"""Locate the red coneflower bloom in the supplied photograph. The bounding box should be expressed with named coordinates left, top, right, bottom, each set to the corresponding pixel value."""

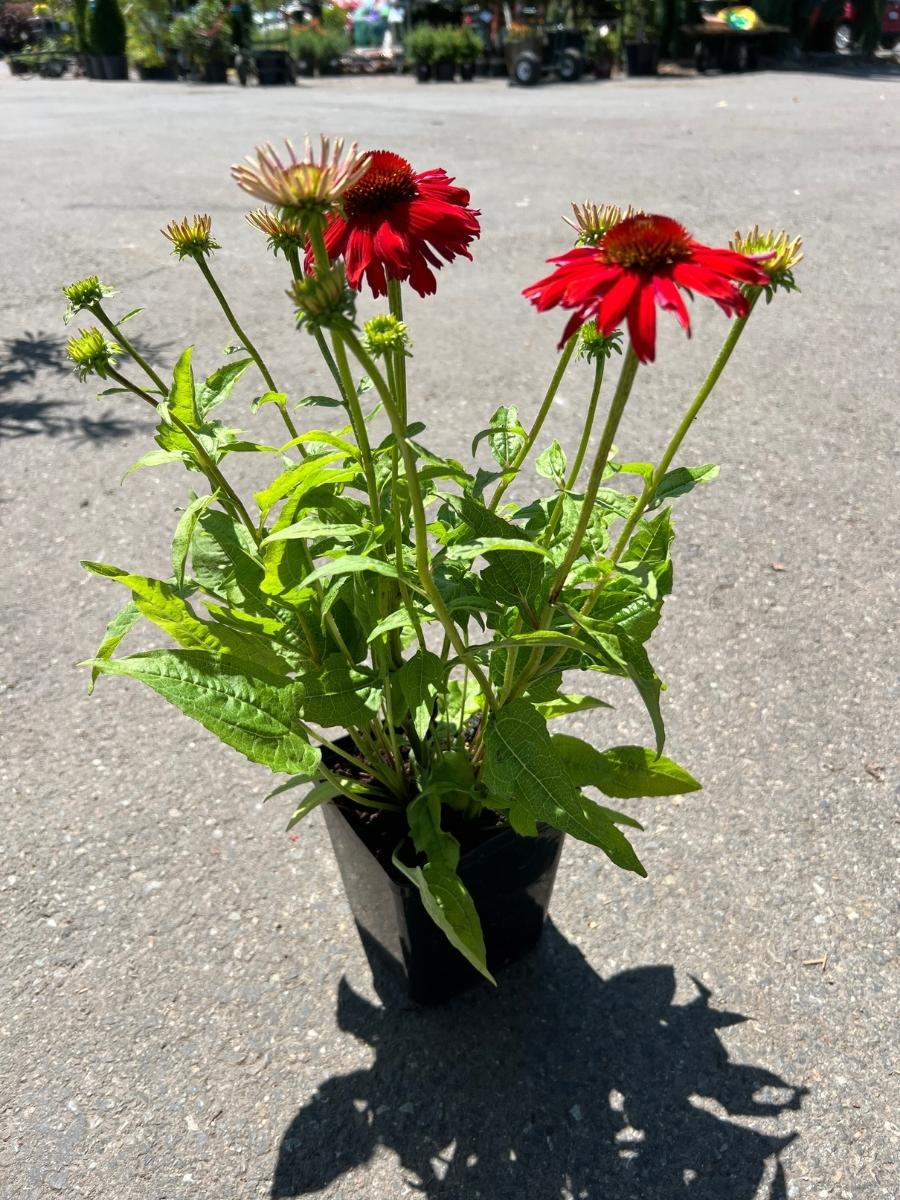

left=524, top=213, right=771, bottom=363
left=318, top=150, right=481, bottom=299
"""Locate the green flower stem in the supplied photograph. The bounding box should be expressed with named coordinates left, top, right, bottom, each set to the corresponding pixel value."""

left=540, top=353, right=607, bottom=551
left=105, top=366, right=259, bottom=544
left=584, top=292, right=761, bottom=617
left=91, top=304, right=167, bottom=394
left=387, top=279, right=408, bottom=423
left=331, top=335, right=381, bottom=524
left=307, top=732, right=402, bottom=806
left=489, top=334, right=578, bottom=512
left=341, top=330, right=499, bottom=712
left=499, top=346, right=639, bottom=708
left=547, top=345, right=639, bottom=604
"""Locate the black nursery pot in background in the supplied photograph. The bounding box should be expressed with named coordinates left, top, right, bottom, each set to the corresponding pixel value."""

left=625, top=40, right=659, bottom=75
left=323, top=801, right=566, bottom=1006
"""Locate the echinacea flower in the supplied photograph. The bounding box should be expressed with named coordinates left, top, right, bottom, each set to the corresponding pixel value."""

left=66, top=327, right=120, bottom=380
left=731, top=226, right=803, bottom=299
left=318, top=150, right=481, bottom=299
left=231, top=137, right=369, bottom=228
left=62, top=275, right=114, bottom=324
left=163, top=215, right=220, bottom=260
left=524, top=212, right=772, bottom=362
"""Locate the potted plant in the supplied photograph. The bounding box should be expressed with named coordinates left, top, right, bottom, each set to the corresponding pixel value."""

left=623, top=0, right=660, bottom=75
left=127, top=0, right=176, bottom=80
left=404, top=23, right=435, bottom=81
left=171, top=0, right=232, bottom=83
left=61, top=143, right=801, bottom=1005
left=290, top=24, right=320, bottom=76
left=586, top=23, right=618, bottom=78
left=457, top=24, right=481, bottom=80
left=88, top=0, right=128, bottom=78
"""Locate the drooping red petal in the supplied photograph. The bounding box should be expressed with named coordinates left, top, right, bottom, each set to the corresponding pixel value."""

left=373, top=219, right=410, bottom=276
left=653, top=273, right=691, bottom=333
left=344, top=225, right=375, bottom=290
left=595, top=269, right=640, bottom=337
left=626, top=281, right=658, bottom=363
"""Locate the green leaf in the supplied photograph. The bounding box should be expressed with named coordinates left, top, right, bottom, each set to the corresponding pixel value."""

left=81, top=561, right=291, bottom=673
left=482, top=700, right=646, bottom=875
left=84, top=650, right=320, bottom=775
left=168, top=346, right=198, bottom=427
left=618, top=509, right=674, bottom=601
left=171, top=493, right=216, bottom=591
left=294, top=393, right=342, bottom=410
left=535, top=440, right=567, bottom=486
left=254, top=453, right=354, bottom=519
left=297, top=554, right=405, bottom=591
left=251, top=390, right=288, bottom=413
left=394, top=793, right=494, bottom=983
left=551, top=738, right=701, bottom=798
left=471, top=405, right=526, bottom=470
left=122, top=448, right=187, bottom=480
left=651, top=463, right=719, bottom=506
left=396, top=649, right=444, bottom=740
left=286, top=781, right=340, bottom=830
left=262, top=517, right=366, bottom=545
left=192, top=510, right=266, bottom=608
left=87, top=600, right=142, bottom=694
left=197, top=358, right=253, bottom=417
left=294, top=655, right=381, bottom=727
left=535, top=693, right=612, bottom=720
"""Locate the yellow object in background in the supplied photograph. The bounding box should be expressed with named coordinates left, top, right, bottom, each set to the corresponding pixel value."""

left=716, top=6, right=761, bottom=29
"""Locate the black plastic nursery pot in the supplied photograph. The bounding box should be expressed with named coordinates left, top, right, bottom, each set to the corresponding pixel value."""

left=323, top=799, right=566, bottom=1006
left=201, top=59, right=228, bottom=83
left=255, top=49, right=294, bottom=85
left=434, top=57, right=455, bottom=81
left=460, top=60, right=475, bottom=80
left=415, top=62, right=431, bottom=81
left=625, top=40, right=659, bottom=75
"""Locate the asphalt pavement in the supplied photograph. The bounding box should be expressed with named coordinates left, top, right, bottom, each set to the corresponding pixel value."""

left=1, top=67, right=898, bottom=1199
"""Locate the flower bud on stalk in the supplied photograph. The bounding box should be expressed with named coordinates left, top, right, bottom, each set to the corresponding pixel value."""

left=289, top=263, right=356, bottom=334
left=730, top=227, right=803, bottom=301
left=245, top=209, right=308, bottom=259
left=65, top=327, right=120, bottom=381
left=162, top=214, right=220, bottom=261
left=62, top=275, right=115, bottom=324
left=363, top=313, right=410, bottom=359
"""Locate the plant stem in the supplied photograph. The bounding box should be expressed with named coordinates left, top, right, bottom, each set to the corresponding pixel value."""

left=106, top=366, right=259, bottom=543
left=489, top=335, right=577, bottom=511
left=92, top=304, right=167, bottom=394
left=341, top=331, right=499, bottom=711
left=331, top=335, right=381, bottom=523
left=584, top=292, right=760, bottom=616
left=387, top=279, right=408, bottom=423
left=194, top=255, right=277, bottom=391
left=286, top=246, right=347, bottom=405
left=540, top=353, right=607, bottom=551
left=547, top=345, right=639, bottom=604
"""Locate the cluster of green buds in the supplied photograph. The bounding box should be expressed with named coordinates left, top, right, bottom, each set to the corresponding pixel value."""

left=731, top=226, right=804, bottom=301
left=62, top=275, right=115, bottom=324
left=289, top=262, right=356, bottom=334
left=65, top=327, right=120, bottom=381
left=363, top=313, right=410, bottom=360
left=162, top=214, right=220, bottom=261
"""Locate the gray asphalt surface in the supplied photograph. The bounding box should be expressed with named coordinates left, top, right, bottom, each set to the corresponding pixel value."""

left=2, top=68, right=898, bottom=1200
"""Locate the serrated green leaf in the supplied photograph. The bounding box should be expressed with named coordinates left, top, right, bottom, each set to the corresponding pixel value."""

left=294, top=655, right=381, bottom=727
left=87, top=600, right=142, bottom=694
left=254, top=453, right=353, bottom=519
left=297, top=554, right=405, bottom=592
left=294, top=394, right=342, bottom=410
left=122, top=448, right=187, bottom=480
left=396, top=649, right=444, bottom=739
left=394, top=793, right=494, bottom=983
left=471, top=405, right=525, bottom=470
left=84, top=650, right=319, bottom=775
left=482, top=700, right=645, bottom=875
left=192, top=510, right=266, bottom=608
left=535, top=440, right=567, bottom=485
left=171, top=494, right=216, bottom=590
left=552, top=738, right=700, bottom=798
left=196, top=358, right=252, bottom=417
left=169, top=346, right=198, bottom=427
left=262, top=517, right=365, bottom=546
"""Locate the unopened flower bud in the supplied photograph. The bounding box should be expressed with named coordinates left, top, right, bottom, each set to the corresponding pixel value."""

left=579, top=321, right=623, bottom=362
left=567, top=202, right=641, bottom=247
left=66, top=327, right=120, bottom=380
left=246, top=208, right=307, bottom=257
left=62, top=275, right=114, bottom=324
left=162, top=214, right=220, bottom=260
left=730, top=226, right=803, bottom=299
left=363, top=313, right=410, bottom=358
left=289, top=263, right=355, bottom=333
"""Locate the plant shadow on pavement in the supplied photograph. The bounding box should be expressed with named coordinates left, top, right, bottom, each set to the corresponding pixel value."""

left=272, top=922, right=807, bottom=1200
left=0, top=331, right=157, bottom=443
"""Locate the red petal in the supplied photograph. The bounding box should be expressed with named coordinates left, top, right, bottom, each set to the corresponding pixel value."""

left=344, top=226, right=374, bottom=290
left=596, top=269, right=640, bottom=337
left=374, top=220, right=411, bottom=275
left=626, top=282, right=657, bottom=363
left=653, top=274, right=691, bottom=333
